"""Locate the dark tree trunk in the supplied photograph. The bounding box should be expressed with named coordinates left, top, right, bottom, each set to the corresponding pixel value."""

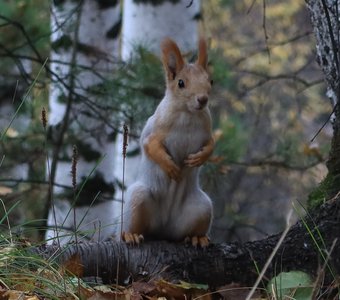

left=34, top=197, right=340, bottom=288
left=306, top=0, right=340, bottom=198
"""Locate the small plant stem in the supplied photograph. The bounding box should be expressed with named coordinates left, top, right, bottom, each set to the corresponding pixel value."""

left=71, top=144, right=78, bottom=245
left=116, top=124, right=129, bottom=289
left=72, top=5, right=82, bottom=294
left=71, top=144, right=81, bottom=297
left=120, top=124, right=129, bottom=240
left=41, top=105, right=61, bottom=246
left=45, top=126, right=61, bottom=248
left=311, top=238, right=338, bottom=299
left=0, top=198, right=13, bottom=244
left=294, top=200, right=338, bottom=280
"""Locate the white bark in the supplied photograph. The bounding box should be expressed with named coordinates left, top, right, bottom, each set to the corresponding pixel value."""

left=0, top=59, right=31, bottom=181
left=114, top=0, right=201, bottom=210
left=122, top=0, right=200, bottom=60
left=47, top=0, right=120, bottom=244
left=0, top=58, right=32, bottom=226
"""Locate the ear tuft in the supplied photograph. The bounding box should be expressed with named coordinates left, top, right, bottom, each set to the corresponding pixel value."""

left=161, top=38, right=185, bottom=81
left=196, top=38, right=208, bottom=70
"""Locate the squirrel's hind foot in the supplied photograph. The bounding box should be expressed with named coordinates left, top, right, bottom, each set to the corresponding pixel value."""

left=122, top=232, right=144, bottom=245
left=184, top=236, right=210, bottom=248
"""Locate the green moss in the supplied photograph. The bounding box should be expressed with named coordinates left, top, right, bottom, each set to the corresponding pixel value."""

left=307, top=173, right=334, bottom=209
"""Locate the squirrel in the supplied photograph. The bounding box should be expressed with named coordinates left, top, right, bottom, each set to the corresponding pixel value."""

left=122, top=38, right=214, bottom=247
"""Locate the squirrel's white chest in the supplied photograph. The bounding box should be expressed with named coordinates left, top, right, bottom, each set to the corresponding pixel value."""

left=164, top=114, right=209, bottom=164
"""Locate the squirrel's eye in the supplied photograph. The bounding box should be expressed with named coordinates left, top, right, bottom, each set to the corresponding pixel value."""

left=178, top=79, right=185, bottom=88
left=210, top=79, right=214, bottom=86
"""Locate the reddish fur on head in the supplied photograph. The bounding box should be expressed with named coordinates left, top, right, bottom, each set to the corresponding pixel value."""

left=161, top=38, right=211, bottom=113
left=161, top=38, right=185, bottom=81
left=161, top=38, right=209, bottom=82
left=196, top=38, right=208, bottom=70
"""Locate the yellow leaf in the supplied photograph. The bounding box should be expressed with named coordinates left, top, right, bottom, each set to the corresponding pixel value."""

left=4, top=290, right=25, bottom=300
left=213, top=129, right=223, bottom=142
left=0, top=186, right=13, bottom=196
left=0, top=245, right=16, bottom=267
left=303, top=143, right=323, bottom=161
left=60, top=253, right=84, bottom=277
left=6, top=128, right=19, bottom=138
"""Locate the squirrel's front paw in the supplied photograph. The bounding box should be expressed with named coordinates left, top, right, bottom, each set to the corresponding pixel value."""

left=161, top=159, right=181, bottom=181
left=185, top=151, right=207, bottom=167
left=122, top=232, right=144, bottom=245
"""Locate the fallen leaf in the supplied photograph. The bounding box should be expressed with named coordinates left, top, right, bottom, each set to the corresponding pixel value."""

left=2, top=290, right=39, bottom=300
left=61, top=253, right=84, bottom=277
left=132, top=281, right=157, bottom=295
left=303, top=143, right=323, bottom=161
left=6, top=128, right=19, bottom=138
left=213, top=129, right=223, bottom=142
left=155, top=280, right=211, bottom=300
left=0, top=186, right=13, bottom=196
left=267, top=271, right=313, bottom=300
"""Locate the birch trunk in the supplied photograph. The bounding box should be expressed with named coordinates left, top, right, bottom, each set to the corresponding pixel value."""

left=114, top=0, right=201, bottom=216
left=46, top=0, right=120, bottom=244
left=121, top=0, right=201, bottom=60
left=0, top=58, right=31, bottom=225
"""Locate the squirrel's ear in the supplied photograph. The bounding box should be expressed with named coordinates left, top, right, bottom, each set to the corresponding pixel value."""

left=196, top=38, right=208, bottom=70
left=161, top=38, right=185, bottom=81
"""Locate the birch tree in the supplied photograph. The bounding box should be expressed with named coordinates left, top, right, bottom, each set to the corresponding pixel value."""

left=0, top=59, right=31, bottom=226
left=121, top=0, right=201, bottom=60
left=114, top=0, right=202, bottom=211
left=0, top=1, right=49, bottom=228
left=46, top=0, right=120, bottom=244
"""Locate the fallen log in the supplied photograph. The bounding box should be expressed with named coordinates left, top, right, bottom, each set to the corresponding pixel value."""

left=34, top=198, right=340, bottom=288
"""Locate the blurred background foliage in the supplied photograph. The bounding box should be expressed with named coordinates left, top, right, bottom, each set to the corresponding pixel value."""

left=0, top=0, right=332, bottom=242
left=203, top=0, right=330, bottom=242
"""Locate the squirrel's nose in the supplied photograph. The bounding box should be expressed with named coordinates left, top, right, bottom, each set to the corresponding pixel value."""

left=197, top=95, right=208, bottom=107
